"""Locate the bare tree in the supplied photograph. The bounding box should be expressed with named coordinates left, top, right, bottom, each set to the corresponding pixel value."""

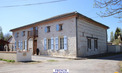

left=94, top=0, right=122, bottom=18
left=4, top=33, right=12, bottom=41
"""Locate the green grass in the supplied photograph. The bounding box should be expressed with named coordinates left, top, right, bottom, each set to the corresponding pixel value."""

left=47, top=60, right=58, bottom=62
left=0, top=58, right=15, bottom=63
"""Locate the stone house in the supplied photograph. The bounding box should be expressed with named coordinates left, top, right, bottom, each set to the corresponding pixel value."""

left=10, top=12, right=109, bottom=58
left=7, top=36, right=15, bottom=51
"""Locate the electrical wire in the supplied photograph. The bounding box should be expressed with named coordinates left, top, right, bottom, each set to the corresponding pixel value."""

left=0, top=0, right=67, bottom=8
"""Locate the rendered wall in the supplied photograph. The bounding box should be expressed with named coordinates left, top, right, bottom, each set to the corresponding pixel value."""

left=77, top=18, right=107, bottom=56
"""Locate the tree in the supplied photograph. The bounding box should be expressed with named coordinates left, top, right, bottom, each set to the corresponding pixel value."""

left=0, top=26, right=4, bottom=40
left=94, top=0, right=122, bottom=18
left=0, top=26, right=11, bottom=40
left=4, top=33, right=12, bottom=41
left=0, top=26, right=2, bottom=33
left=110, top=31, right=114, bottom=42
left=114, top=27, right=121, bottom=39
left=121, top=28, right=122, bottom=40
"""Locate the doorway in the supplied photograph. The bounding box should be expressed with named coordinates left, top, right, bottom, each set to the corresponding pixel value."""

left=33, top=40, right=37, bottom=55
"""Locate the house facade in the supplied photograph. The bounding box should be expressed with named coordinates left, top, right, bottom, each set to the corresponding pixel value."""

left=10, top=12, right=109, bottom=58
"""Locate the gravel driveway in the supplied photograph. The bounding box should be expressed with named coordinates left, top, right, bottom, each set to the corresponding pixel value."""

left=0, top=55, right=121, bottom=73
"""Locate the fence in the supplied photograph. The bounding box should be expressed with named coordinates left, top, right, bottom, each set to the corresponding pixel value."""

left=108, top=45, right=122, bottom=53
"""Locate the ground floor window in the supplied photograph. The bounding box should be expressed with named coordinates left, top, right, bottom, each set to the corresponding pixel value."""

left=87, top=38, right=91, bottom=49
left=87, top=37, right=98, bottom=51
left=60, top=37, right=64, bottom=49
left=48, top=39, right=51, bottom=49
left=94, top=39, right=98, bottom=49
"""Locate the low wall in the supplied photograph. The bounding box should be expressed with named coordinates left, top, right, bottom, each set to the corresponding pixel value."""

left=108, top=45, right=122, bottom=53
left=0, top=51, right=32, bottom=62
left=16, top=51, right=32, bottom=62
left=0, top=51, right=16, bottom=60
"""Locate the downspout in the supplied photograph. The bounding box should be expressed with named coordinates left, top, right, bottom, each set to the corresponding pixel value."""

left=106, top=29, right=108, bottom=53
left=76, top=14, right=78, bottom=57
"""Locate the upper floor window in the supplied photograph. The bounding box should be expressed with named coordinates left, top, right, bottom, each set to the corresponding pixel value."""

left=21, top=31, right=25, bottom=37
left=30, top=27, right=33, bottom=31
left=56, top=24, right=63, bottom=31
left=45, top=26, right=50, bottom=33
left=35, top=27, right=38, bottom=31
left=15, top=32, right=19, bottom=38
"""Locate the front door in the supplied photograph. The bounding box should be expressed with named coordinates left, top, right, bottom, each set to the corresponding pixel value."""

left=33, top=40, right=37, bottom=55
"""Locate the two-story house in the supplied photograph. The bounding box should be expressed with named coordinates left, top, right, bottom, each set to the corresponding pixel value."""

left=10, top=12, right=109, bottom=58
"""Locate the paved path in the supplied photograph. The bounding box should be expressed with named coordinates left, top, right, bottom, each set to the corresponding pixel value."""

left=0, top=55, right=121, bottom=73
left=32, top=55, right=68, bottom=61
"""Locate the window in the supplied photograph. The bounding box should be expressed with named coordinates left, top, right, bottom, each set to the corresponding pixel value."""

left=60, top=37, right=64, bottom=49
left=22, top=31, right=25, bottom=36
left=15, top=32, right=19, bottom=38
left=17, top=32, right=19, bottom=38
left=48, top=39, right=51, bottom=49
left=47, top=26, right=50, bottom=32
left=59, top=24, right=63, bottom=31
left=15, top=41, right=16, bottom=50
left=94, top=39, right=98, bottom=49
left=34, top=27, right=38, bottom=36
left=35, top=27, right=38, bottom=30
left=87, top=38, right=91, bottom=49
left=45, top=26, right=50, bottom=33
left=56, top=24, right=63, bottom=31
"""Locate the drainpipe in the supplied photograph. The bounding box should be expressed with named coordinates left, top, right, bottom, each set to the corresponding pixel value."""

left=76, top=14, right=78, bottom=57
left=106, top=29, right=108, bottom=53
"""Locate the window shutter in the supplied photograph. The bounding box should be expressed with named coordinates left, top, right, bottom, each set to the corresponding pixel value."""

left=21, top=41, right=23, bottom=50
left=45, top=27, right=47, bottom=33
left=44, top=38, right=47, bottom=50
left=64, top=36, right=68, bottom=50
left=55, top=37, right=58, bottom=50
left=20, top=41, right=21, bottom=49
left=18, top=41, right=20, bottom=49
left=25, top=40, right=27, bottom=50
left=20, top=41, right=21, bottom=50
left=51, top=37, right=54, bottom=50
left=15, top=41, right=16, bottom=49
left=56, top=24, right=59, bottom=31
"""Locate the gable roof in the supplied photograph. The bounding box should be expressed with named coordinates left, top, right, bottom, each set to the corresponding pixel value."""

left=10, top=11, right=109, bottom=31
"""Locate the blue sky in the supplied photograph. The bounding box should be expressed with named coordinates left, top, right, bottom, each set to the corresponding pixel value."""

left=0, top=0, right=121, bottom=41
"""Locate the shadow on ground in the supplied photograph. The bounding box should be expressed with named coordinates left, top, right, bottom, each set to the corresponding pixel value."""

left=84, top=52, right=122, bottom=61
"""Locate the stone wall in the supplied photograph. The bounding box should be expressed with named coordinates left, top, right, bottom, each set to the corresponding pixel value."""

left=0, top=51, right=32, bottom=62
left=12, top=17, right=77, bottom=58
left=37, top=17, right=77, bottom=58
left=0, top=51, right=16, bottom=60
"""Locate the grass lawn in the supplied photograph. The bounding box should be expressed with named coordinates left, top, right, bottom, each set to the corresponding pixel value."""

left=47, top=60, right=58, bottom=62
left=0, top=58, right=15, bottom=63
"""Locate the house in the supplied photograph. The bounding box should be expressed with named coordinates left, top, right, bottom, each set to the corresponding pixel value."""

left=10, top=12, right=109, bottom=58
left=0, top=39, right=9, bottom=51
left=7, top=36, right=15, bottom=51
